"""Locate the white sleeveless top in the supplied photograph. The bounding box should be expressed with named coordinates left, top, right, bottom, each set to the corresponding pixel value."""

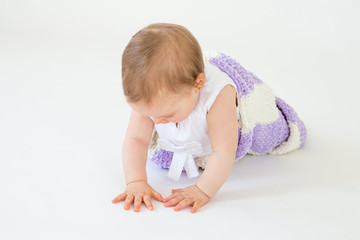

left=154, top=54, right=238, bottom=158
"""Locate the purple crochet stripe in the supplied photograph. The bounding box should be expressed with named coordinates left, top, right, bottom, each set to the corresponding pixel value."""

left=236, top=128, right=252, bottom=159
left=250, top=110, right=290, bottom=154
left=275, top=97, right=307, bottom=147
left=217, top=53, right=263, bottom=85
left=149, top=149, right=173, bottom=169
left=209, top=53, right=262, bottom=96
left=149, top=149, right=194, bottom=172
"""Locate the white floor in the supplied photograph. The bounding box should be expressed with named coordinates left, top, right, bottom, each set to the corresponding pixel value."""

left=1, top=1, right=359, bottom=239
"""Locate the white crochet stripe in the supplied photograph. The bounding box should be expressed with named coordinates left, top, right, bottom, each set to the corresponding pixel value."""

left=238, top=83, right=280, bottom=134
left=247, top=149, right=265, bottom=156
left=270, top=122, right=301, bottom=155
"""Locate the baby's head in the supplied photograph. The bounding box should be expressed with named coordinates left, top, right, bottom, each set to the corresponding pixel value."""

left=122, top=23, right=206, bottom=124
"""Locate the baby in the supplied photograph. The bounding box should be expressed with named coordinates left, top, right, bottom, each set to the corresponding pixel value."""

left=112, top=23, right=306, bottom=213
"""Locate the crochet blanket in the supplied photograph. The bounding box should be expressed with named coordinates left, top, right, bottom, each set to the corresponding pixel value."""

left=147, top=52, right=307, bottom=180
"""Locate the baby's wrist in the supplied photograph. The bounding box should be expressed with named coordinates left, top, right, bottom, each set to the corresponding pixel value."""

left=126, top=179, right=147, bottom=186
left=194, top=184, right=211, bottom=199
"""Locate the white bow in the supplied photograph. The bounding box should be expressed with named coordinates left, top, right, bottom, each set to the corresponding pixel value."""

left=158, top=139, right=203, bottom=181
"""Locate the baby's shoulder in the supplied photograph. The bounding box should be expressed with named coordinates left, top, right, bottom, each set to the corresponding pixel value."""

left=213, top=84, right=237, bottom=108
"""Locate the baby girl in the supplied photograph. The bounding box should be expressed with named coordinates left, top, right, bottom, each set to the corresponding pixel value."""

left=112, top=23, right=307, bottom=213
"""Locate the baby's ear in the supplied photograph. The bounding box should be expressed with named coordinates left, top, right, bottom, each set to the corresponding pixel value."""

left=194, top=73, right=206, bottom=90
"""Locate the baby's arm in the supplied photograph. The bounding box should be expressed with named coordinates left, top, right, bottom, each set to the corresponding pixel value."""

left=122, top=110, right=154, bottom=184
left=112, top=110, right=164, bottom=212
left=163, top=85, right=238, bottom=212
left=196, top=84, right=238, bottom=197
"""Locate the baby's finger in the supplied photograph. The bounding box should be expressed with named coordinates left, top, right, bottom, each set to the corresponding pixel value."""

left=112, top=193, right=127, bottom=203
left=191, top=201, right=202, bottom=213
left=152, top=190, right=164, bottom=202
left=174, top=198, right=193, bottom=211
left=164, top=192, right=181, bottom=202
left=124, top=194, right=134, bottom=210
left=143, top=195, right=153, bottom=211
left=133, top=195, right=143, bottom=212
left=164, top=195, right=184, bottom=207
left=172, top=188, right=183, bottom=193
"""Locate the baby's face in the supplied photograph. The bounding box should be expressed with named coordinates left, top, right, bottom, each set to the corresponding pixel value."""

left=129, top=87, right=199, bottom=125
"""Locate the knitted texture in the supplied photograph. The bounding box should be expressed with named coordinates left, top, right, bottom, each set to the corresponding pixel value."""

left=148, top=52, right=307, bottom=170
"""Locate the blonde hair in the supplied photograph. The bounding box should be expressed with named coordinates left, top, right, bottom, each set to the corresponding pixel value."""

left=121, top=23, right=204, bottom=106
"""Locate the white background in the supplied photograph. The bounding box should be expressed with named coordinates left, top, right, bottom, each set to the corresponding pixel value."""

left=1, top=0, right=360, bottom=239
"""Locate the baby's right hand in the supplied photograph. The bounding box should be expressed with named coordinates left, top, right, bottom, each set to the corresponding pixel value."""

left=112, top=180, right=164, bottom=212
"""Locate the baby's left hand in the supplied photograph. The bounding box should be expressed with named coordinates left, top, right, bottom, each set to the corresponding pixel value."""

left=164, top=185, right=210, bottom=213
